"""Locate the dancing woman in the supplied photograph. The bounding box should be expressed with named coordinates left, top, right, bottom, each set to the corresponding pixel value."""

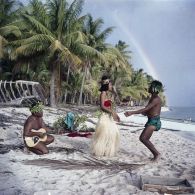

left=92, top=76, right=120, bottom=157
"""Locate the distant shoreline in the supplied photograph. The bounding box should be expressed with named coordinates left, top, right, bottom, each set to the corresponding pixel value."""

left=174, top=130, right=195, bottom=142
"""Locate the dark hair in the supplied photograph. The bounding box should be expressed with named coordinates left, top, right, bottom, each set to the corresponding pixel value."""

left=101, top=75, right=108, bottom=80
left=150, top=80, right=163, bottom=94
left=99, top=75, right=110, bottom=92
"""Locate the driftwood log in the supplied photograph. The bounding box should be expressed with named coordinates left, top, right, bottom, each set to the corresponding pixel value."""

left=141, top=176, right=194, bottom=194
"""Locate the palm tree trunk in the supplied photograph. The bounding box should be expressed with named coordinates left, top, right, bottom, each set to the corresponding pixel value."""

left=0, top=36, right=4, bottom=59
left=56, top=63, right=61, bottom=104
left=78, top=62, right=88, bottom=105
left=90, top=94, right=93, bottom=104
left=113, top=85, right=120, bottom=104
left=72, top=90, right=76, bottom=104
left=64, top=63, right=71, bottom=104
left=50, top=64, right=56, bottom=107
left=84, top=95, right=86, bottom=105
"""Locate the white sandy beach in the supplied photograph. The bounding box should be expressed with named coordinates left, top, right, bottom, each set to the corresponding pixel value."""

left=0, top=106, right=195, bottom=195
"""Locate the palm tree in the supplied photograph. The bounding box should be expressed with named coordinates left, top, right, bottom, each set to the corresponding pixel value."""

left=9, top=0, right=84, bottom=107
left=115, top=40, right=131, bottom=60
left=64, top=71, right=82, bottom=104
left=0, top=0, right=22, bottom=75
left=126, top=69, right=149, bottom=105
left=77, top=14, right=116, bottom=105
left=0, top=0, right=166, bottom=107
left=102, top=40, right=132, bottom=102
left=0, top=0, right=22, bottom=26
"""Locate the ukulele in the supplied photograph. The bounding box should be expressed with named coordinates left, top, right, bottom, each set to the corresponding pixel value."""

left=24, top=128, right=47, bottom=147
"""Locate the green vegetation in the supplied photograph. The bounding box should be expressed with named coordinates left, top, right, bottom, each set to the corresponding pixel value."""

left=53, top=113, right=88, bottom=132
left=0, top=0, right=166, bottom=107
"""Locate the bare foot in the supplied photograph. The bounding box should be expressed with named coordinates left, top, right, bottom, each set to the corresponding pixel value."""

left=151, top=153, right=161, bottom=162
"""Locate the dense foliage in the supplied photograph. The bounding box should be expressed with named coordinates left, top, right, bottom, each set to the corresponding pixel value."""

left=0, top=0, right=166, bottom=106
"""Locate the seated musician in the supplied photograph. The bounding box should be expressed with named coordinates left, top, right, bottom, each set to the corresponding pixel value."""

left=23, top=101, right=54, bottom=155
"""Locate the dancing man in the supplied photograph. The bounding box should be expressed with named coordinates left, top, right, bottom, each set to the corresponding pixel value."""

left=125, top=80, right=163, bottom=161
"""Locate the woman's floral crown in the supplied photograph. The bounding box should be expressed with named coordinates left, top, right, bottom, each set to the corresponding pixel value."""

left=102, top=79, right=110, bottom=84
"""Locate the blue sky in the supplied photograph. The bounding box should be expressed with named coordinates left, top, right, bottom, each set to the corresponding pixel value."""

left=83, top=0, right=195, bottom=107
left=21, top=0, right=195, bottom=107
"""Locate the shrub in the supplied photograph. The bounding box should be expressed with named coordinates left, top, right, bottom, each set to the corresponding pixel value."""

left=53, top=116, right=67, bottom=132
left=52, top=113, right=88, bottom=132
left=74, top=114, right=88, bottom=131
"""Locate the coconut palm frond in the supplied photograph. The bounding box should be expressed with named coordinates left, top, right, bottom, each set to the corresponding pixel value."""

left=75, top=15, right=88, bottom=27
left=91, top=18, right=104, bottom=35
left=60, top=51, right=81, bottom=67
left=103, top=47, right=128, bottom=70
left=84, top=79, right=99, bottom=97
left=63, top=31, right=86, bottom=46
left=37, top=69, right=50, bottom=79
left=10, top=34, right=54, bottom=47
left=30, top=0, right=50, bottom=28
left=136, top=87, right=149, bottom=98
left=97, top=26, right=114, bottom=42
left=8, top=20, right=31, bottom=33
left=0, top=35, right=8, bottom=45
left=66, top=0, right=84, bottom=22
left=48, top=39, right=64, bottom=57
left=115, top=40, right=132, bottom=60
left=91, top=63, right=103, bottom=80
left=10, top=42, right=46, bottom=60
left=121, top=86, right=141, bottom=100
left=24, top=34, right=54, bottom=44
left=0, top=35, right=8, bottom=58
left=0, top=25, right=21, bottom=38
left=0, top=0, right=23, bottom=26
left=56, top=0, right=65, bottom=39
left=22, top=13, right=53, bottom=36
left=24, top=156, right=144, bottom=172
left=61, top=81, right=71, bottom=90
left=46, top=0, right=59, bottom=12
left=107, top=47, right=126, bottom=61
left=76, top=43, right=106, bottom=63
left=59, top=45, right=82, bottom=66
left=47, top=0, right=67, bottom=33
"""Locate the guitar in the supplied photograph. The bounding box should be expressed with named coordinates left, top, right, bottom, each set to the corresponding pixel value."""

left=24, top=128, right=47, bottom=147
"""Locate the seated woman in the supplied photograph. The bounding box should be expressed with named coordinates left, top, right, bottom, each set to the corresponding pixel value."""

left=23, top=101, right=54, bottom=155
left=92, top=76, right=120, bottom=157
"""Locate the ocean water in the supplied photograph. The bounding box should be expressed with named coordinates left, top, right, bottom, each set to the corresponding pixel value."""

left=161, top=107, right=195, bottom=123
left=119, top=106, right=195, bottom=142
left=161, top=107, right=195, bottom=142
left=161, top=107, right=195, bottom=141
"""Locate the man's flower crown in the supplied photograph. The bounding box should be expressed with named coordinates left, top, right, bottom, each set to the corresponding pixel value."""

left=29, top=101, right=43, bottom=113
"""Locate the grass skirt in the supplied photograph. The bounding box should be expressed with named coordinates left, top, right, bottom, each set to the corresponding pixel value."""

left=92, top=113, right=120, bottom=157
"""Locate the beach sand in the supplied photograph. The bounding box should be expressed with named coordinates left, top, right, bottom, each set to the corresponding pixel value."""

left=0, top=106, right=195, bottom=195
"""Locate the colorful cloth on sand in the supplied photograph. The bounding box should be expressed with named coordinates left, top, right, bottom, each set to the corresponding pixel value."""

left=64, top=112, right=75, bottom=130
left=66, top=132, right=92, bottom=138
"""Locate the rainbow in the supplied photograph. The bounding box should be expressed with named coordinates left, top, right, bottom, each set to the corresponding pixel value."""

left=112, top=13, right=170, bottom=105
left=112, top=12, right=160, bottom=80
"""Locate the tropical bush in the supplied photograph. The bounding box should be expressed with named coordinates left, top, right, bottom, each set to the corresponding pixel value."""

left=53, top=113, right=88, bottom=132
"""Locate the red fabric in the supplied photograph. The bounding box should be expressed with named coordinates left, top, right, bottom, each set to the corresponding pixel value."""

left=104, top=100, right=112, bottom=107
left=67, top=132, right=92, bottom=138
